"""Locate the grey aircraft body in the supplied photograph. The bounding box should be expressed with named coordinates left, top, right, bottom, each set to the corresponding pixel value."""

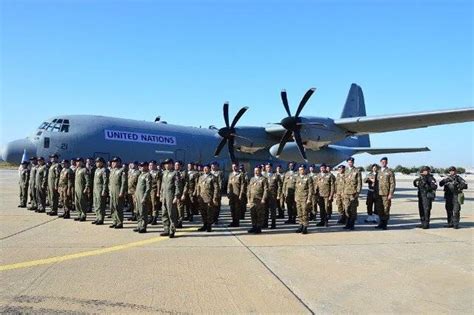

left=2, top=84, right=473, bottom=169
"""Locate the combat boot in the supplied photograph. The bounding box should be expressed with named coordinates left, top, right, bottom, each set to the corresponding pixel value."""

left=197, top=225, right=207, bottom=232
left=296, top=225, right=303, bottom=233
left=337, top=215, right=346, bottom=224
left=114, top=224, right=123, bottom=229
left=138, top=229, right=147, bottom=234
left=375, top=221, right=383, bottom=229
left=270, top=219, right=276, bottom=229
left=247, top=226, right=257, bottom=233
left=255, top=227, right=262, bottom=234
left=188, top=215, right=193, bottom=222
left=150, top=216, right=158, bottom=225
left=316, top=221, right=325, bottom=227
left=349, top=219, right=355, bottom=231
left=382, top=220, right=388, bottom=230
left=302, top=226, right=308, bottom=234
left=160, top=231, right=170, bottom=236
left=206, top=226, right=212, bottom=232
left=343, top=219, right=351, bottom=230
left=133, top=227, right=140, bottom=232
left=176, top=221, right=183, bottom=228
left=453, top=224, right=459, bottom=229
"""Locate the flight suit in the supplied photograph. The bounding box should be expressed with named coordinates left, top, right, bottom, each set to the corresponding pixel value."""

left=413, top=175, right=437, bottom=229
left=247, top=175, right=269, bottom=231
left=264, top=172, right=282, bottom=229
left=135, top=171, right=152, bottom=232
left=47, top=162, right=61, bottom=214
left=18, top=167, right=30, bottom=207
left=184, top=169, right=199, bottom=220
left=58, top=167, right=74, bottom=217
left=343, top=167, right=362, bottom=229
left=196, top=173, right=219, bottom=229
left=376, top=167, right=396, bottom=227
left=282, top=170, right=297, bottom=223
left=295, top=174, right=313, bottom=228
left=160, top=169, right=182, bottom=234
left=176, top=169, right=187, bottom=227
left=75, top=166, right=91, bottom=220
left=227, top=171, right=246, bottom=226
left=440, top=175, right=467, bottom=228
left=87, top=165, right=96, bottom=212
left=315, top=172, right=335, bottom=226
left=109, top=166, right=127, bottom=227
left=211, top=170, right=223, bottom=223
left=276, top=170, right=285, bottom=218
left=149, top=169, right=161, bottom=222
left=28, top=164, right=38, bottom=210
left=35, top=164, right=48, bottom=212
left=127, top=169, right=140, bottom=216
left=93, top=167, right=109, bottom=223
left=334, top=172, right=345, bottom=222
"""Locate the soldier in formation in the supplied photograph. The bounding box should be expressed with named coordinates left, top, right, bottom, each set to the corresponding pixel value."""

left=109, top=156, right=127, bottom=229
left=92, top=157, right=109, bottom=225
left=247, top=166, right=268, bottom=234
left=196, top=164, right=219, bottom=232
left=134, top=162, right=152, bottom=233
left=413, top=166, right=437, bottom=229
left=439, top=166, right=467, bottom=229
left=58, top=159, right=74, bottom=219
left=18, top=161, right=30, bottom=208
left=294, top=165, right=313, bottom=234
left=343, top=157, right=362, bottom=231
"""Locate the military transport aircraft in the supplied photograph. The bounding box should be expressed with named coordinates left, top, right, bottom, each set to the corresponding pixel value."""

left=2, top=84, right=473, bottom=171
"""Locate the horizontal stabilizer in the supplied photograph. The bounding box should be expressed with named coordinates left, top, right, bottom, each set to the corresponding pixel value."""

left=350, top=147, right=430, bottom=155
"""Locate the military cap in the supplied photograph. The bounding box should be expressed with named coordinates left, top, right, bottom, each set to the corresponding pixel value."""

left=211, top=161, right=219, bottom=166
left=203, top=163, right=211, bottom=168
left=338, top=165, right=345, bottom=169
left=265, top=162, right=273, bottom=167
left=421, top=166, right=431, bottom=172
left=346, top=157, right=354, bottom=162
left=380, top=156, right=388, bottom=161
left=163, top=158, right=174, bottom=164
left=75, top=157, right=84, bottom=162
left=111, top=156, right=121, bottom=162
left=448, top=166, right=456, bottom=171
left=49, top=153, right=59, bottom=158
left=149, top=160, right=157, bottom=164
left=37, top=156, right=45, bottom=161
left=95, top=157, right=105, bottom=163
left=371, top=163, right=378, bottom=168
left=276, top=164, right=282, bottom=168
left=298, top=164, right=306, bottom=169
left=131, top=160, right=138, bottom=165
left=21, top=160, right=29, bottom=165
left=29, top=156, right=37, bottom=161
left=61, top=159, right=69, bottom=164
left=320, top=163, right=327, bottom=168
left=139, top=161, right=148, bottom=166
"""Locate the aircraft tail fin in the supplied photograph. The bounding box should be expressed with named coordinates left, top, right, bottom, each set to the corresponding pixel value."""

left=337, top=83, right=370, bottom=147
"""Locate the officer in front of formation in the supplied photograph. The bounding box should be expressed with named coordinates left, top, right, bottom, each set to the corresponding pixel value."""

left=343, top=157, right=362, bottom=230
left=247, top=166, right=269, bottom=234
left=439, top=166, right=468, bottom=229
left=196, top=164, right=219, bottom=232
left=109, top=156, right=127, bottom=229
left=160, top=158, right=182, bottom=238
left=294, top=165, right=313, bottom=234
left=74, top=157, right=91, bottom=221
left=314, top=163, right=335, bottom=227
left=58, top=159, right=74, bottom=219
left=375, top=157, right=396, bottom=230
left=18, top=160, right=30, bottom=208
left=28, top=157, right=38, bottom=211
left=227, top=162, right=246, bottom=227
left=134, top=161, right=152, bottom=233
left=35, top=156, right=48, bottom=213
left=413, top=166, right=437, bottom=229
left=92, top=157, right=109, bottom=225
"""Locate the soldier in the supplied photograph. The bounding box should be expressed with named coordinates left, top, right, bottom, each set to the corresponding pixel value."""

left=18, top=161, right=30, bottom=208
left=334, top=165, right=346, bottom=224
left=74, top=157, right=91, bottom=221
left=375, top=157, right=396, bottom=230
left=175, top=161, right=187, bottom=228
left=264, top=162, right=282, bottom=229
left=275, top=164, right=285, bottom=218
left=326, top=165, right=336, bottom=219
left=46, top=154, right=61, bottom=215
left=160, top=158, right=182, bottom=238
left=86, top=157, right=96, bottom=213
left=28, top=157, right=38, bottom=211
left=127, top=161, right=140, bottom=221
left=343, top=157, right=362, bottom=230
left=92, top=157, right=109, bottom=225
left=308, top=164, right=318, bottom=221
left=109, top=157, right=127, bottom=229
left=439, top=166, right=467, bottom=229
left=58, top=159, right=74, bottom=219
left=315, top=163, right=335, bottom=227
left=226, top=162, right=245, bottom=227
left=413, top=166, right=437, bottom=229
left=35, top=157, right=48, bottom=213
left=364, top=164, right=379, bottom=224
left=210, top=162, right=224, bottom=224
left=294, top=165, right=313, bottom=234
left=134, top=162, right=152, bottom=233
left=184, top=162, right=199, bottom=222
left=282, top=162, right=297, bottom=224
left=247, top=166, right=269, bottom=234
left=239, top=164, right=249, bottom=220
left=196, top=164, right=219, bottom=232
left=148, top=160, right=161, bottom=225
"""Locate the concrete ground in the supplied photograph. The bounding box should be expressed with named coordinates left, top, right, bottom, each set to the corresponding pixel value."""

left=0, top=169, right=472, bottom=314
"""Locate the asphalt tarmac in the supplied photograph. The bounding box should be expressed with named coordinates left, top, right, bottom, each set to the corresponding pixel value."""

left=0, top=170, right=472, bottom=314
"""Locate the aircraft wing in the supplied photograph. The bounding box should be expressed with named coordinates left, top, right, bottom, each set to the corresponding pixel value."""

left=334, top=107, right=474, bottom=135
left=346, top=147, right=430, bottom=155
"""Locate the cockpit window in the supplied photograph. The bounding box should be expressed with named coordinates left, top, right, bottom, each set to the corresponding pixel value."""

left=38, top=122, right=48, bottom=129
left=39, top=118, right=70, bottom=133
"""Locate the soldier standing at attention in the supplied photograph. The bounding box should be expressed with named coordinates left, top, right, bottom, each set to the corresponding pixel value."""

left=239, top=164, right=249, bottom=220
left=315, top=163, right=335, bottom=227
left=439, top=166, right=467, bottom=229
left=28, top=157, right=38, bottom=211
left=364, top=164, right=379, bottom=224
left=247, top=166, right=269, bottom=234
left=134, top=162, right=152, bottom=233
left=47, top=154, right=61, bottom=216
left=35, top=157, right=48, bottom=213
left=109, top=157, right=127, bottom=229
left=92, top=157, right=109, bottom=225
left=74, top=158, right=91, bottom=222
left=335, top=165, right=346, bottom=224
left=127, top=161, right=140, bottom=221
left=174, top=161, right=187, bottom=228
left=160, top=158, right=181, bottom=238
left=326, top=165, right=336, bottom=219
left=282, top=162, right=297, bottom=224
left=148, top=160, right=160, bottom=225
left=343, top=157, right=362, bottom=231
left=85, top=157, right=96, bottom=213
left=413, top=166, right=437, bottom=229
left=294, top=165, right=313, bottom=234
left=210, top=162, right=224, bottom=224
left=227, top=162, right=246, bottom=227
left=18, top=161, right=30, bottom=208
left=264, top=163, right=282, bottom=229
left=196, top=164, right=219, bottom=232
left=184, top=162, right=199, bottom=222
left=58, top=159, right=74, bottom=219
left=375, top=157, right=396, bottom=230
left=308, top=164, right=318, bottom=221
left=275, top=164, right=285, bottom=218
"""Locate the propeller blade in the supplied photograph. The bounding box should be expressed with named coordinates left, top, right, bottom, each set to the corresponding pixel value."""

left=275, top=129, right=293, bottom=158
left=230, top=106, right=249, bottom=129
left=228, top=138, right=236, bottom=162
left=293, top=130, right=308, bottom=162
left=214, top=138, right=227, bottom=157
left=223, top=102, right=230, bottom=127
left=280, top=90, right=291, bottom=117
left=295, top=88, right=316, bottom=117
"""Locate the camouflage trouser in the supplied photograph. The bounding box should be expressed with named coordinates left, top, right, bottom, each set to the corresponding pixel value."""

left=198, top=199, right=214, bottom=226
left=375, top=195, right=391, bottom=221
left=228, top=194, right=241, bottom=224
left=48, top=187, right=59, bottom=212
left=19, top=184, right=28, bottom=206
left=59, top=187, right=72, bottom=213
left=335, top=194, right=344, bottom=215
left=110, top=193, right=124, bottom=226
left=343, top=194, right=358, bottom=220
left=311, top=195, right=318, bottom=217
left=249, top=200, right=266, bottom=228
left=213, top=196, right=222, bottom=222
left=296, top=199, right=310, bottom=227
left=75, top=190, right=88, bottom=219
left=285, top=193, right=296, bottom=220
left=445, top=194, right=461, bottom=225
left=265, top=195, right=278, bottom=222
left=94, top=192, right=107, bottom=223
left=29, top=184, right=37, bottom=209
left=317, top=196, right=331, bottom=222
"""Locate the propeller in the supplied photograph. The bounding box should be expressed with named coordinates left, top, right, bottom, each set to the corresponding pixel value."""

left=214, top=102, right=249, bottom=162
left=275, top=88, right=316, bottom=162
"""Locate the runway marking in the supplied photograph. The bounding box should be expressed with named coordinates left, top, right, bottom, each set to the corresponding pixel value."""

left=0, top=228, right=195, bottom=272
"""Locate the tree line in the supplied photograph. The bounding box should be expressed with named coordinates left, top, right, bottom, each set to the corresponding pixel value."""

left=364, top=165, right=467, bottom=175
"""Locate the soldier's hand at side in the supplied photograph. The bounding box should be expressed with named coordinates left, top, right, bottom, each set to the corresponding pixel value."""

left=172, top=197, right=178, bottom=204
left=119, top=193, right=123, bottom=198
left=387, top=194, right=392, bottom=200
left=180, top=196, right=185, bottom=201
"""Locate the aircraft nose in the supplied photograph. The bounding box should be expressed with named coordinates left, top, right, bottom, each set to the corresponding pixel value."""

left=2, top=139, right=36, bottom=164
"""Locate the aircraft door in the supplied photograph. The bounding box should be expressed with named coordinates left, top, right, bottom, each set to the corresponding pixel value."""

left=175, top=149, right=186, bottom=163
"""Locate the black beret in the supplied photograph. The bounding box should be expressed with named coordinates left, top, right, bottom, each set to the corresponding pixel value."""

left=163, top=158, right=174, bottom=164
left=21, top=160, right=29, bottom=165
left=149, top=160, right=157, bottom=164
left=38, top=156, right=45, bottom=161
left=75, top=157, right=84, bottom=162
left=320, top=163, right=327, bottom=168
left=49, top=154, right=58, bottom=158
left=95, top=157, right=105, bottom=163
left=338, top=165, right=346, bottom=169
left=298, top=164, right=306, bottom=169
left=29, top=157, right=37, bottom=161
left=448, top=166, right=456, bottom=171
left=61, top=159, right=69, bottom=163
left=380, top=157, right=388, bottom=161
left=139, top=161, right=148, bottom=166
left=346, top=157, right=354, bottom=162
left=421, top=166, right=431, bottom=172
left=111, top=156, right=121, bottom=162
left=266, top=162, right=273, bottom=167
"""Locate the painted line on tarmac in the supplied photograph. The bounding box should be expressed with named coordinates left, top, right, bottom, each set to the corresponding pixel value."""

left=0, top=227, right=195, bottom=272
left=0, top=217, right=59, bottom=241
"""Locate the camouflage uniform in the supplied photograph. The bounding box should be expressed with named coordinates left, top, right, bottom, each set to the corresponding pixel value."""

left=109, top=165, right=127, bottom=227
left=375, top=167, right=396, bottom=227
left=58, top=167, right=74, bottom=217
left=74, top=166, right=91, bottom=220
left=247, top=175, right=269, bottom=232
left=93, top=166, right=109, bottom=223
left=315, top=172, right=335, bottom=226
left=295, top=174, right=313, bottom=229
left=196, top=172, right=219, bottom=231
left=264, top=172, right=282, bottom=229
left=184, top=169, right=199, bottom=220
left=308, top=171, right=318, bottom=220
left=343, top=167, right=362, bottom=229
left=334, top=172, right=345, bottom=222
left=282, top=170, right=297, bottom=223
left=240, top=171, right=249, bottom=219
left=160, top=169, right=182, bottom=235
left=327, top=172, right=336, bottom=217
left=135, top=170, right=152, bottom=232
left=227, top=171, right=246, bottom=226
left=47, top=161, right=61, bottom=214
left=28, top=163, right=38, bottom=210
left=35, top=164, right=48, bottom=212
left=18, top=166, right=30, bottom=207
left=211, top=169, right=223, bottom=223
left=176, top=169, right=187, bottom=227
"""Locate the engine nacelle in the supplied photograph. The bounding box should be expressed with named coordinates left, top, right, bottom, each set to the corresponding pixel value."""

left=269, top=143, right=353, bottom=165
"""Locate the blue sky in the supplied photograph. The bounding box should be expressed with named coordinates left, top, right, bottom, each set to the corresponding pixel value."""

left=1, top=0, right=472, bottom=167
